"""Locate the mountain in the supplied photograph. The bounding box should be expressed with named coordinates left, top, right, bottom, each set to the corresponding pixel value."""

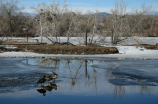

left=84, top=12, right=111, bottom=20
left=99, top=12, right=111, bottom=16
left=97, top=12, right=111, bottom=20
left=147, top=11, right=158, bottom=16
left=23, top=12, right=37, bottom=17
left=28, top=13, right=37, bottom=16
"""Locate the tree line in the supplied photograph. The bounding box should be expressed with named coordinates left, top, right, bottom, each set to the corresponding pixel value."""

left=0, top=0, right=158, bottom=45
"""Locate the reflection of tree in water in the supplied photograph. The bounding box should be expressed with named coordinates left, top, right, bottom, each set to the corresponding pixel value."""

left=140, top=86, right=151, bottom=94
left=111, top=83, right=152, bottom=98
left=34, top=58, right=87, bottom=87
left=113, top=85, right=125, bottom=98
left=85, top=60, right=89, bottom=79
left=67, top=60, right=84, bottom=87
left=35, top=58, right=60, bottom=68
left=85, top=60, right=101, bottom=94
left=32, top=58, right=153, bottom=97
left=93, top=68, right=98, bottom=92
left=109, top=75, right=153, bottom=98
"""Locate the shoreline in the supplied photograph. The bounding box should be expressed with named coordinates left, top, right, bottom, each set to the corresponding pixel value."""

left=0, top=46, right=158, bottom=59
left=0, top=51, right=158, bottom=60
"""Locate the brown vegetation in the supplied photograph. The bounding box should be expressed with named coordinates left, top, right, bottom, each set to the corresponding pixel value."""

left=0, top=40, right=119, bottom=54
left=145, top=45, right=158, bottom=50
left=17, top=45, right=118, bottom=54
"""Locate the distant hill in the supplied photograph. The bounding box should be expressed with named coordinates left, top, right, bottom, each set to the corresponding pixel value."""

left=23, top=12, right=37, bottom=17
left=99, top=12, right=111, bottom=16
left=84, top=12, right=111, bottom=20
left=22, top=11, right=158, bottom=19
left=97, top=11, right=158, bottom=19
left=148, top=11, right=158, bottom=16
left=28, top=13, right=37, bottom=16
left=97, top=12, right=111, bottom=20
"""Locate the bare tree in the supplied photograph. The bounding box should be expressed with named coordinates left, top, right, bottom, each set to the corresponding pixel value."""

left=127, top=3, right=152, bottom=44
left=35, top=1, right=70, bottom=43
left=34, top=3, right=49, bottom=43
left=0, top=0, right=24, bottom=33
left=110, top=0, right=128, bottom=45
left=0, top=0, right=34, bottom=41
left=46, top=2, right=83, bottom=44
left=129, top=3, right=152, bottom=35
left=148, top=15, right=158, bottom=37
left=105, top=0, right=152, bottom=45
left=76, top=11, right=102, bottom=46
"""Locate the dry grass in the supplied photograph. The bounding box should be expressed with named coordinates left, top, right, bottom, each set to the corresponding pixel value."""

left=17, top=45, right=119, bottom=54
left=1, top=40, right=119, bottom=54
left=145, top=45, right=158, bottom=50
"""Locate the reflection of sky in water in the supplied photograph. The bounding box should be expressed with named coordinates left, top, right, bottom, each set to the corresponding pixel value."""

left=0, top=58, right=158, bottom=104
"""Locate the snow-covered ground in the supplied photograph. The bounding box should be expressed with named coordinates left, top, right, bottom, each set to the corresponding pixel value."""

left=0, top=37, right=158, bottom=59
left=2, top=36, right=158, bottom=45
left=0, top=46, right=158, bottom=59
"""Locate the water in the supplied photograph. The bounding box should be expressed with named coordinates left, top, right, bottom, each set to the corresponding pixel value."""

left=0, top=58, right=158, bottom=104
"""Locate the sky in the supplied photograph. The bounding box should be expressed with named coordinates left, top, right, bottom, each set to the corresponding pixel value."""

left=18, top=0, right=158, bottom=13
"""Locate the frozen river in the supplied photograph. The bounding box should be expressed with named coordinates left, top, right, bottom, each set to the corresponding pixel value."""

left=0, top=57, right=158, bottom=104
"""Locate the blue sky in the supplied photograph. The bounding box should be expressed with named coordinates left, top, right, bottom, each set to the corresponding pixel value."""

left=18, top=0, right=158, bottom=13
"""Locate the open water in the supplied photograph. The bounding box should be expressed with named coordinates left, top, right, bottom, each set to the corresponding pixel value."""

left=0, top=57, right=158, bottom=104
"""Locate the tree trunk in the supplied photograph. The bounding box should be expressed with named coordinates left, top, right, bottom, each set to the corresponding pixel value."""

left=84, top=30, right=88, bottom=46
left=40, top=15, right=43, bottom=43
left=85, top=60, right=88, bottom=78
left=111, top=29, right=114, bottom=45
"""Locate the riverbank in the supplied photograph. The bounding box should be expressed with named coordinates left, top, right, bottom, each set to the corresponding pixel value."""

left=0, top=46, right=158, bottom=59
